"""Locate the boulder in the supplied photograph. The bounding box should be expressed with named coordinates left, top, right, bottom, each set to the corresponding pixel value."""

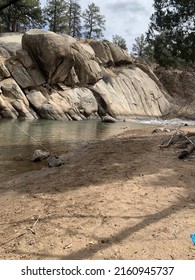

left=16, top=49, right=33, bottom=68
left=0, top=62, right=10, bottom=80
left=0, top=78, right=35, bottom=119
left=104, top=41, right=133, bottom=66
left=26, top=89, right=48, bottom=110
left=71, top=43, right=103, bottom=85
left=22, top=29, right=74, bottom=85
left=5, top=57, right=35, bottom=88
left=32, top=149, right=50, bottom=162
left=26, top=89, right=69, bottom=120
left=88, top=40, right=114, bottom=66
left=59, top=87, right=98, bottom=118
left=50, top=90, right=71, bottom=112
left=47, top=156, right=63, bottom=168
left=39, top=100, right=69, bottom=120
left=16, top=49, right=46, bottom=86
left=88, top=40, right=133, bottom=66
left=102, top=115, right=117, bottom=123
left=0, top=93, right=18, bottom=118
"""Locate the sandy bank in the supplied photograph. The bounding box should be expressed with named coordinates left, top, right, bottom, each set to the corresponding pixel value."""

left=0, top=127, right=195, bottom=260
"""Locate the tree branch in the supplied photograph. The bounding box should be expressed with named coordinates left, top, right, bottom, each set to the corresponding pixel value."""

left=0, top=0, right=21, bottom=11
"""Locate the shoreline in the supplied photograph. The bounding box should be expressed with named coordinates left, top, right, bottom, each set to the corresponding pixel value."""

left=0, top=126, right=195, bottom=260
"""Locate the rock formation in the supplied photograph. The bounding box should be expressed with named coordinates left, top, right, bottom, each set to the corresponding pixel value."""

left=0, top=29, right=194, bottom=121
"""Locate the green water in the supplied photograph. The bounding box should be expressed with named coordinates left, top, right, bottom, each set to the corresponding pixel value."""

left=0, top=119, right=148, bottom=182
left=1, top=118, right=195, bottom=182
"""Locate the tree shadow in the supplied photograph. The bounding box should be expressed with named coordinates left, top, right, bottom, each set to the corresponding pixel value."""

left=7, top=195, right=195, bottom=260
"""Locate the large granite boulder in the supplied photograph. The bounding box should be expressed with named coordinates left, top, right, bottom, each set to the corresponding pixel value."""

left=88, top=40, right=133, bottom=67
left=22, top=29, right=74, bottom=85
left=22, top=30, right=103, bottom=86
left=87, top=40, right=113, bottom=66
left=71, top=42, right=103, bottom=85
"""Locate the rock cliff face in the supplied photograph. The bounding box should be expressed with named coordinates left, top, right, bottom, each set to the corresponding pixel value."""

left=0, top=29, right=193, bottom=121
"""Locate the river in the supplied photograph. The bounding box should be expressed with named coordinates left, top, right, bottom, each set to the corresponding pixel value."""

left=0, top=118, right=194, bottom=182
left=0, top=119, right=148, bottom=182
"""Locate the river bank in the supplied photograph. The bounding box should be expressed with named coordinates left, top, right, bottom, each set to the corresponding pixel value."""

left=0, top=126, right=195, bottom=260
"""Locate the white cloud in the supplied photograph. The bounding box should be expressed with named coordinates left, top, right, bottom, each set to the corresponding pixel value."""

left=105, top=0, right=147, bottom=14
left=41, top=0, right=154, bottom=51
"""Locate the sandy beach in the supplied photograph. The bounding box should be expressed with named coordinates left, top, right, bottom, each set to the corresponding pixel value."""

left=0, top=126, right=195, bottom=260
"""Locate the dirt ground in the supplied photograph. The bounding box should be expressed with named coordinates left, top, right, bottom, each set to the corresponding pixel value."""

left=0, top=126, right=195, bottom=260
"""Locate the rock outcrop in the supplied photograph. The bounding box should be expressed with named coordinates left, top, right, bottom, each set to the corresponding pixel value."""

left=0, top=33, right=22, bottom=58
left=0, top=29, right=193, bottom=121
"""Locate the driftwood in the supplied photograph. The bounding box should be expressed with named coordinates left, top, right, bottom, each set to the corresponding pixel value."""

left=158, top=132, right=178, bottom=148
left=178, top=136, right=195, bottom=159
left=158, top=129, right=195, bottom=159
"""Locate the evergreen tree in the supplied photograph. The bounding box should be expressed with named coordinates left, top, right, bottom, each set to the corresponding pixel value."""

left=82, top=2, right=105, bottom=39
left=132, top=34, right=154, bottom=60
left=132, top=34, right=147, bottom=57
left=43, top=0, right=68, bottom=33
left=66, top=0, right=82, bottom=38
left=0, top=0, right=43, bottom=32
left=0, top=0, right=20, bottom=11
left=147, top=0, right=195, bottom=66
left=112, top=34, right=128, bottom=50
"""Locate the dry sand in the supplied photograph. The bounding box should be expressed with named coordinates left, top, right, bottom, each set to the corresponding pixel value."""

left=0, top=126, right=195, bottom=260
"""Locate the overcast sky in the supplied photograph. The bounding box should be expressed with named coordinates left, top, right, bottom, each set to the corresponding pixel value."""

left=41, top=0, right=154, bottom=51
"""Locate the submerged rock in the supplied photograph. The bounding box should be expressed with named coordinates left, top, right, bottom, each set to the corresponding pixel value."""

left=47, top=156, right=63, bottom=168
left=101, top=115, right=117, bottom=123
left=32, top=149, right=50, bottom=162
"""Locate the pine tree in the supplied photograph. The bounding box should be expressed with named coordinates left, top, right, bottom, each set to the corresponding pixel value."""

left=43, top=0, right=68, bottom=33
left=66, top=0, right=82, bottom=38
left=82, top=2, right=105, bottom=39
left=0, top=0, right=20, bottom=11
left=147, top=0, right=195, bottom=66
left=132, top=34, right=146, bottom=57
left=112, top=35, right=128, bottom=50
left=0, top=0, right=43, bottom=32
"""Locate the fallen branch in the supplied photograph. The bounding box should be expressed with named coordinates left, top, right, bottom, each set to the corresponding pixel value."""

left=157, top=129, right=195, bottom=159
left=157, top=127, right=186, bottom=148
left=178, top=137, right=195, bottom=159
left=184, top=135, right=195, bottom=146
left=158, top=132, right=179, bottom=148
